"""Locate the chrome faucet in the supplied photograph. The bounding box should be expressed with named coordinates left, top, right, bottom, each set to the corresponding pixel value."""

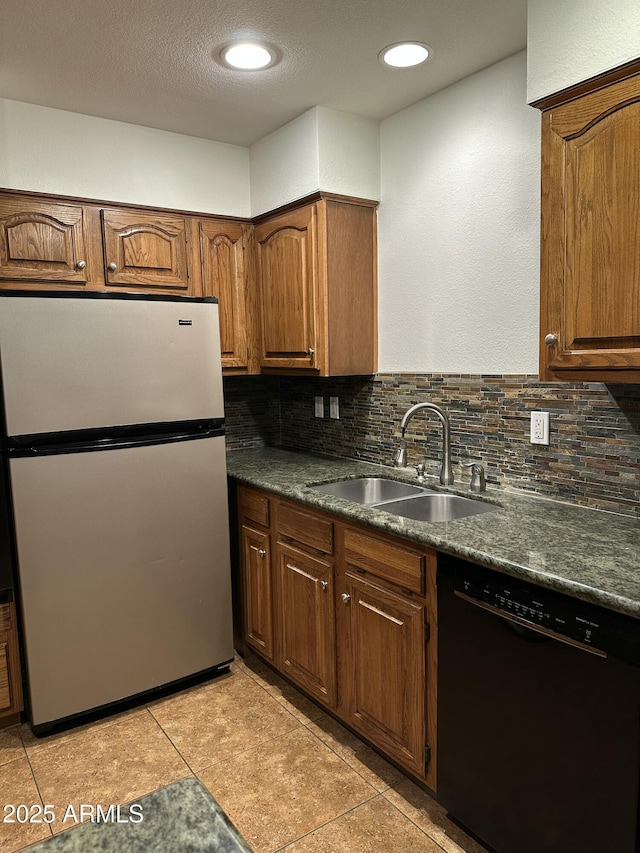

left=393, top=402, right=454, bottom=486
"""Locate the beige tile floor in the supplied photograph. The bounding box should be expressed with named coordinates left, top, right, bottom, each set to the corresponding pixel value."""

left=0, top=654, right=488, bottom=853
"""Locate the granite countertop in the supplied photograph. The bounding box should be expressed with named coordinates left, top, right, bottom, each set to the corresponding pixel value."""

left=25, top=778, right=252, bottom=852
left=227, top=446, right=640, bottom=620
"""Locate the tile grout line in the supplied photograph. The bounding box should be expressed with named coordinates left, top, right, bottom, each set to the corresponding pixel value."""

left=20, top=748, right=54, bottom=848
left=269, top=790, right=381, bottom=853
left=145, top=673, right=386, bottom=851
left=10, top=668, right=463, bottom=853
left=234, top=670, right=472, bottom=853
left=378, top=789, right=457, bottom=853
left=145, top=670, right=306, bottom=779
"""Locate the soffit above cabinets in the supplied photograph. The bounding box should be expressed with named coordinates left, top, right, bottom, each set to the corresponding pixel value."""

left=0, top=0, right=527, bottom=147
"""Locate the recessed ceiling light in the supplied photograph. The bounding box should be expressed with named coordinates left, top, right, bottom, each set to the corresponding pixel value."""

left=219, top=41, right=277, bottom=70
left=379, top=42, right=431, bottom=68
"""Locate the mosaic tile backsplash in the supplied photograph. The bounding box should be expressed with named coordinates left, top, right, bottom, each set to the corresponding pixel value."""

left=223, top=374, right=640, bottom=517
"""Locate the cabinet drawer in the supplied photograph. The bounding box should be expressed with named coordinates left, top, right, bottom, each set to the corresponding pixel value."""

left=343, top=528, right=424, bottom=594
left=240, top=488, right=270, bottom=528
left=277, top=502, right=333, bottom=555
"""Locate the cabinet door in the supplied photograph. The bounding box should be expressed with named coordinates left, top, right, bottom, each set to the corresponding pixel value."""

left=275, top=542, right=336, bottom=706
left=340, top=573, right=425, bottom=775
left=255, top=205, right=318, bottom=370
left=101, top=208, right=190, bottom=291
left=0, top=603, right=23, bottom=718
left=241, top=525, right=274, bottom=660
left=541, top=74, right=640, bottom=380
left=200, top=220, right=248, bottom=369
left=0, top=196, right=89, bottom=284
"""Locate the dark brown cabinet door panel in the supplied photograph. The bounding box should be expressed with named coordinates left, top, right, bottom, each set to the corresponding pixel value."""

left=0, top=603, right=23, bottom=719
left=341, top=573, right=425, bottom=775
left=241, top=524, right=274, bottom=660
left=540, top=71, right=640, bottom=380
left=102, top=208, right=189, bottom=290
left=255, top=205, right=317, bottom=369
left=0, top=196, right=89, bottom=284
left=275, top=542, right=336, bottom=706
left=200, top=220, right=248, bottom=368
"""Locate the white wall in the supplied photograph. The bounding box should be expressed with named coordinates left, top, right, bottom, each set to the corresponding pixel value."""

left=527, top=0, right=640, bottom=103
left=378, top=51, right=540, bottom=374
left=250, top=106, right=379, bottom=216
left=249, top=109, right=320, bottom=216
left=317, top=108, right=379, bottom=203
left=0, top=98, right=251, bottom=216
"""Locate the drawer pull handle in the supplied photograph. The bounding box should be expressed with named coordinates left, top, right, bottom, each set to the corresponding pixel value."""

left=258, top=548, right=266, bottom=558
left=307, top=347, right=315, bottom=357
left=341, top=593, right=351, bottom=604
left=76, top=260, right=87, bottom=270
left=286, top=563, right=322, bottom=585
left=108, top=261, right=117, bottom=272
left=320, top=580, right=328, bottom=591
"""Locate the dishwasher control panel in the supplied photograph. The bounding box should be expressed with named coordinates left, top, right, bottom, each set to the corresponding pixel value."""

left=457, top=573, right=604, bottom=647
left=448, top=559, right=640, bottom=666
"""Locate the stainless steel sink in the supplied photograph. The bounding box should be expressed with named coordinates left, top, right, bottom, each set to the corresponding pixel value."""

left=311, top=477, right=425, bottom=505
left=379, top=493, right=496, bottom=522
left=310, top=476, right=497, bottom=522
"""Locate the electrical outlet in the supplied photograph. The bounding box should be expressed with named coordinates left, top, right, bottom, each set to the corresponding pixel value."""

left=530, top=411, right=550, bottom=445
left=329, top=396, right=340, bottom=419
left=314, top=396, right=324, bottom=418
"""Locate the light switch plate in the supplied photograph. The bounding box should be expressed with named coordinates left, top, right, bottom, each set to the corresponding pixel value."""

left=530, top=411, right=550, bottom=445
left=314, top=396, right=324, bottom=418
left=329, top=397, right=340, bottom=419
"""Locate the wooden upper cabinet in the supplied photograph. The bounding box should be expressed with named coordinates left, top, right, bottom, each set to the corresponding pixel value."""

left=0, top=195, right=90, bottom=285
left=101, top=208, right=190, bottom=291
left=254, top=196, right=377, bottom=376
left=538, top=68, right=640, bottom=381
left=200, top=220, right=249, bottom=369
left=255, top=204, right=318, bottom=370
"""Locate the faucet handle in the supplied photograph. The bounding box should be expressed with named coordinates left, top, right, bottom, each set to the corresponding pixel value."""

left=414, top=463, right=426, bottom=482
left=462, top=461, right=486, bottom=493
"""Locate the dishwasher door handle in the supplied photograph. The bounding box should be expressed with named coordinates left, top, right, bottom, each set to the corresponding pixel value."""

left=454, top=590, right=607, bottom=658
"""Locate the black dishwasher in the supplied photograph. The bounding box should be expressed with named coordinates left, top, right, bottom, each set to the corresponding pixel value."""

left=437, top=555, right=640, bottom=853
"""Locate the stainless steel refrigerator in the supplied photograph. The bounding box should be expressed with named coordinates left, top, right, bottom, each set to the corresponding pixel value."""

left=0, top=291, right=233, bottom=733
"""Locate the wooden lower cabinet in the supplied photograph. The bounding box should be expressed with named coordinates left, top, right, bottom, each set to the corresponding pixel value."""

left=339, top=572, right=425, bottom=776
left=275, top=542, right=336, bottom=706
left=0, top=602, right=23, bottom=724
left=237, top=484, right=437, bottom=788
left=240, top=523, right=274, bottom=661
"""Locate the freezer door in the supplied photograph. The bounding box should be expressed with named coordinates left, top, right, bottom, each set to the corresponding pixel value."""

left=0, top=295, right=224, bottom=436
left=9, top=434, right=233, bottom=726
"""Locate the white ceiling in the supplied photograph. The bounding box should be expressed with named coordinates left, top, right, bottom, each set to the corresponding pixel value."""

left=0, top=0, right=528, bottom=147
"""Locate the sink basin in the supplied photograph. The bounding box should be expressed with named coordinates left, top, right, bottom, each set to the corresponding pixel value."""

left=311, top=477, right=425, bottom=505
left=310, top=476, right=497, bottom=523
left=379, top=493, right=496, bottom=522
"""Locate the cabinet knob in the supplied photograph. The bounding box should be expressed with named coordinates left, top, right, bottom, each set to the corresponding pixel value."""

left=108, top=262, right=117, bottom=272
left=307, top=348, right=315, bottom=357
left=341, top=593, right=351, bottom=603
left=76, top=260, right=87, bottom=271
left=258, top=548, right=266, bottom=558
left=320, top=580, right=328, bottom=591
left=544, top=333, right=558, bottom=346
